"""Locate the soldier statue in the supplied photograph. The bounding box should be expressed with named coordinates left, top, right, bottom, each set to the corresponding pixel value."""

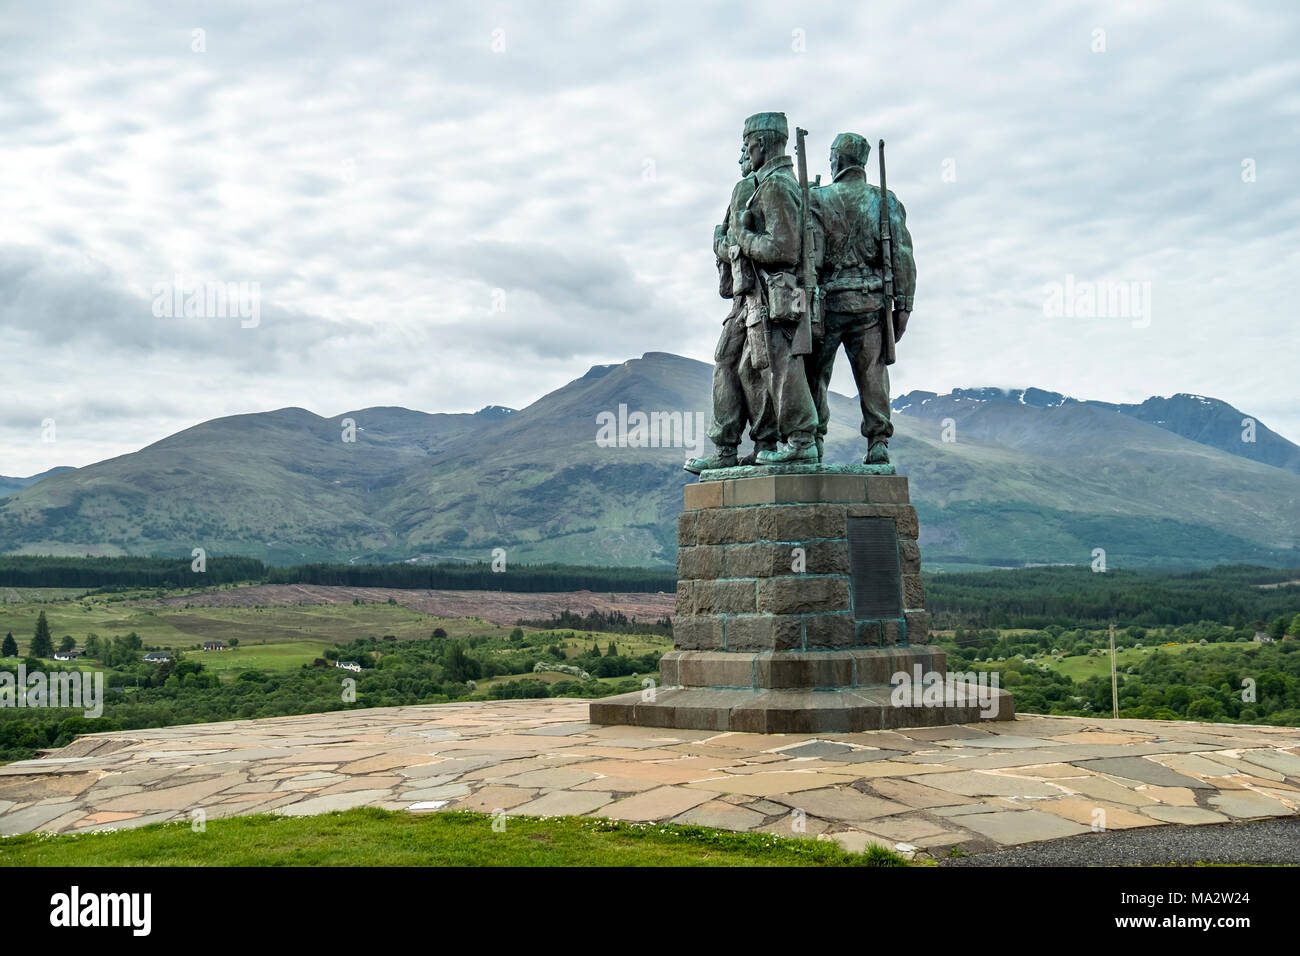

left=686, top=120, right=916, bottom=475
left=808, top=132, right=915, bottom=464
left=729, top=111, right=820, bottom=465
left=685, top=143, right=778, bottom=473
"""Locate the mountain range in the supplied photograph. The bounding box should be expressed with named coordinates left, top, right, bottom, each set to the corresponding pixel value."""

left=2, top=352, right=1298, bottom=570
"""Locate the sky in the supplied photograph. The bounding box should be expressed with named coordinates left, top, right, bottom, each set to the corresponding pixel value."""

left=2, top=0, right=1298, bottom=475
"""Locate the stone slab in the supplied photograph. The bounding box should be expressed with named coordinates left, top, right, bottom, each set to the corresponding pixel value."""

left=955, top=809, right=1093, bottom=845
left=602, top=785, right=715, bottom=822
left=1074, top=757, right=1212, bottom=789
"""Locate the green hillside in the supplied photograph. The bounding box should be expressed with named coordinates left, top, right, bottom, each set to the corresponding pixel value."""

left=2, top=353, right=1298, bottom=569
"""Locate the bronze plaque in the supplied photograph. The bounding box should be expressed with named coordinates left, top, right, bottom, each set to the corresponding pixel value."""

left=846, top=516, right=903, bottom=620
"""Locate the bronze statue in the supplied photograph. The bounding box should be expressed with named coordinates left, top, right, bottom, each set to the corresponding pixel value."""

left=808, top=132, right=915, bottom=464
left=685, top=118, right=916, bottom=474
left=685, top=145, right=777, bottom=473
left=730, top=112, right=819, bottom=464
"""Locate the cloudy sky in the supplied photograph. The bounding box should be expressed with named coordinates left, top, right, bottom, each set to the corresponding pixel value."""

left=3, top=0, right=1298, bottom=475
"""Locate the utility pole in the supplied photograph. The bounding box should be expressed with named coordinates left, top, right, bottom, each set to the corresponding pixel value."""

left=1109, top=622, right=1119, bottom=719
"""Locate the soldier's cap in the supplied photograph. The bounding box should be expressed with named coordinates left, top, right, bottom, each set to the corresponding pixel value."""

left=830, top=132, right=871, bottom=167
left=743, top=112, right=788, bottom=139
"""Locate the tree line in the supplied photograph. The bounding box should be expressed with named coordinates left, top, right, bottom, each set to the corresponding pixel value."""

left=0, top=555, right=675, bottom=593
left=926, top=564, right=1300, bottom=630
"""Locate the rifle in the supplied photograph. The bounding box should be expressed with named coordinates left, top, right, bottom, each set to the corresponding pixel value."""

left=878, top=138, right=897, bottom=366
left=793, top=127, right=819, bottom=353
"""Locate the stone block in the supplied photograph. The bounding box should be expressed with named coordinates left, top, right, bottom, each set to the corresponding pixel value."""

left=864, top=475, right=911, bottom=504
left=898, top=539, right=921, bottom=574
left=880, top=619, right=904, bottom=646
left=715, top=474, right=874, bottom=506
left=675, top=579, right=694, bottom=617
left=724, top=542, right=783, bottom=578
left=725, top=614, right=803, bottom=651
left=691, top=578, right=756, bottom=615
left=677, top=511, right=700, bottom=547
left=658, top=653, right=680, bottom=686
left=671, top=615, right=724, bottom=650
left=756, top=575, right=849, bottom=615
left=677, top=545, right=723, bottom=580
left=802, top=612, right=855, bottom=650
left=846, top=503, right=918, bottom=539
left=905, top=610, right=930, bottom=644
left=755, top=504, right=847, bottom=542
left=696, top=507, right=758, bottom=545
left=673, top=652, right=755, bottom=688
left=855, top=620, right=884, bottom=647
left=763, top=652, right=854, bottom=688
left=683, top=481, right=723, bottom=511
left=903, top=573, right=926, bottom=610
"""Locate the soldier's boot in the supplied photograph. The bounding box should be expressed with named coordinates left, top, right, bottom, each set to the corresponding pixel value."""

left=756, top=432, right=819, bottom=465
left=863, top=440, right=890, bottom=465
left=738, top=440, right=777, bottom=466
left=815, top=437, right=824, bottom=461
left=684, top=445, right=738, bottom=474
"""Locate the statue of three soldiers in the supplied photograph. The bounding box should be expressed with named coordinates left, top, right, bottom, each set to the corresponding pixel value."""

left=685, top=111, right=916, bottom=473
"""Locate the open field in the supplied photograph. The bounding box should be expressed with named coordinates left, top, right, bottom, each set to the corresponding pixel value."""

left=184, top=641, right=337, bottom=675
left=132, top=583, right=676, bottom=626
left=0, top=593, right=514, bottom=655
left=0, top=587, right=92, bottom=603
left=1037, top=642, right=1204, bottom=681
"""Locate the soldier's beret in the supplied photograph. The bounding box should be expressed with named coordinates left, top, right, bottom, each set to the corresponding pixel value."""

left=743, top=112, right=788, bottom=139
left=830, top=132, right=871, bottom=166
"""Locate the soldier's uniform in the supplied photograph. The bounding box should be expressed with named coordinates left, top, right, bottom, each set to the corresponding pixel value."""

left=809, top=133, right=915, bottom=457
left=733, top=112, right=818, bottom=456
left=701, top=172, right=777, bottom=458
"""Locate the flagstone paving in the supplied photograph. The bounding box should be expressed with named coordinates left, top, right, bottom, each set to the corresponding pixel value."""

left=0, top=700, right=1297, bottom=859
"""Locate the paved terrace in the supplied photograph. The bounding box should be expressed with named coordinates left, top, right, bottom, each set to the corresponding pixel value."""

left=1, top=701, right=1297, bottom=857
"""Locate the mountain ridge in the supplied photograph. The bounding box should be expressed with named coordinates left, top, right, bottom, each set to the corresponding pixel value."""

left=2, top=354, right=1297, bottom=570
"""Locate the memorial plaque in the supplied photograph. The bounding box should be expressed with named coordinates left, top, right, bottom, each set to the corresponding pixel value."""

left=847, top=516, right=903, bottom=620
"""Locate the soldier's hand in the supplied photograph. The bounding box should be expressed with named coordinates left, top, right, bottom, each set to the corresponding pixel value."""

left=894, top=310, right=910, bottom=341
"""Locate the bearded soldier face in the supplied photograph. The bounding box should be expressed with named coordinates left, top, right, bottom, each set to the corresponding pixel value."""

left=744, top=133, right=766, bottom=173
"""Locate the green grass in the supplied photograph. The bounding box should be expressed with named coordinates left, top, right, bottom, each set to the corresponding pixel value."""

left=189, top=641, right=335, bottom=675
left=1040, top=642, right=1200, bottom=681
left=0, top=807, right=909, bottom=867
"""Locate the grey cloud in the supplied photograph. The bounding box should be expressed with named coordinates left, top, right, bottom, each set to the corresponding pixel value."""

left=1, top=0, right=1298, bottom=478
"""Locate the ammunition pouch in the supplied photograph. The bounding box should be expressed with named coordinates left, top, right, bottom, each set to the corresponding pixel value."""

left=763, top=270, right=801, bottom=323
left=744, top=298, right=771, bottom=371
left=717, top=257, right=733, bottom=299
left=730, top=247, right=757, bottom=297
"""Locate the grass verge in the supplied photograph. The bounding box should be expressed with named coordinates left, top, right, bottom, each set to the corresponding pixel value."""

left=0, top=807, right=909, bottom=867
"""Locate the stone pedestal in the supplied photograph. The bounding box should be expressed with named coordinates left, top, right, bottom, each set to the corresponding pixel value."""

left=590, top=469, right=1014, bottom=732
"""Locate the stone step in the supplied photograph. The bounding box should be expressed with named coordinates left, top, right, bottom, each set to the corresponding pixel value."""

left=590, top=683, right=1015, bottom=734
left=659, top=647, right=952, bottom=690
